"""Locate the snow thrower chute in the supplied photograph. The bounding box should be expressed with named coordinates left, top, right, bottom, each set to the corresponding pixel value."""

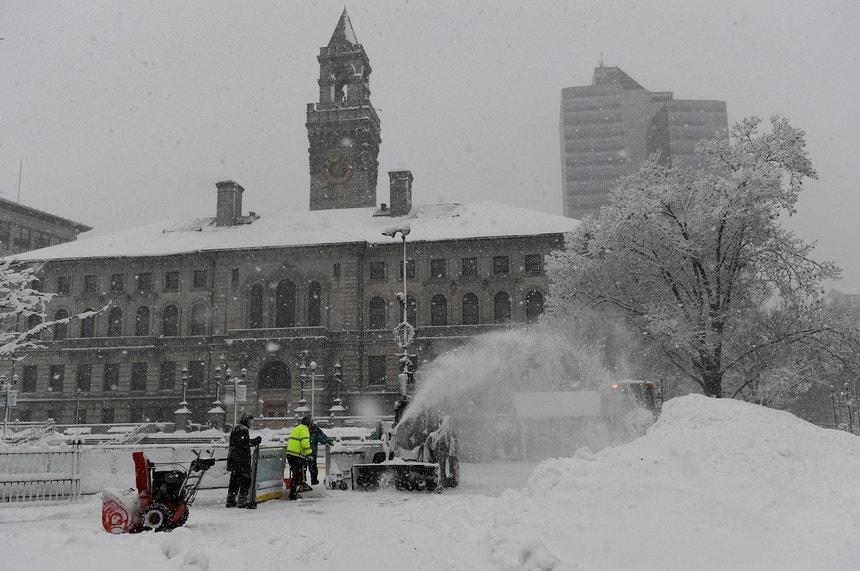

left=101, top=449, right=217, bottom=534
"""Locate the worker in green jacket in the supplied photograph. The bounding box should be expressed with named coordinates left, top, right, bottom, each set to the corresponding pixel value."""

left=286, top=416, right=313, bottom=500
left=308, top=423, right=335, bottom=485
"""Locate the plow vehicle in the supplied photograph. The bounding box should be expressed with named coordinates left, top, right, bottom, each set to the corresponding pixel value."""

left=102, top=449, right=217, bottom=533
left=351, top=407, right=459, bottom=492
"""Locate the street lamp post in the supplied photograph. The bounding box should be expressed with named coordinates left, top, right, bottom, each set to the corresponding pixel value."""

left=309, top=361, right=317, bottom=419
left=329, top=361, right=346, bottom=418
left=1, top=374, right=18, bottom=442
left=74, top=388, right=82, bottom=424
left=180, top=366, right=189, bottom=408
left=384, top=224, right=415, bottom=422
left=294, top=351, right=310, bottom=417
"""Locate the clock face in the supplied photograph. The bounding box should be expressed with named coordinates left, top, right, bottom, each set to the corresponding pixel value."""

left=322, top=153, right=354, bottom=185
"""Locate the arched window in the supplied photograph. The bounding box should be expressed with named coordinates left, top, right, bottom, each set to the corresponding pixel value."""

left=431, top=294, right=448, bottom=326
left=399, top=295, right=417, bottom=326
left=462, top=293, right=479, bottom=325
left=369, top=296, right=386, bottom=329
left=80, top=309, right=96, bottom=338
left=53, top=310, right=69, bottom=340
left=493, top=292, right=511, bottom=324
left=258, top=361, right=291, bottom=390
left=308, top=281, right=322, bottom=327
left=162, top=304, right=179, bottom=337
left=275, top=280, right=296, bottom=328
left=27, top=313, right=43, bottom=340
left=525, top=290, right=544, bottom=323
left=107, top=307, right=123, bottom=337
left=249, top=284, right=264, bottom=329
left=190, top=303, right=210, bottom=336
left=135, top=306, right=151, bottom=336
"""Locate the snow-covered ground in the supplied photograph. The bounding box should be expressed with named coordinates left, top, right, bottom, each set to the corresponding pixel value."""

left=3, top=394, right=860, bottom=571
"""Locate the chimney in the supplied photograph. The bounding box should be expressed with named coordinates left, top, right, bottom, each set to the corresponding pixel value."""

left=388, top=170, right=413, bottom=217
left=215, top=180, right=244, bottom=227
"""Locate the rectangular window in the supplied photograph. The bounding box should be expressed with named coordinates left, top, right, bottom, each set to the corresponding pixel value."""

left=136, top=272, right=153, bottom=292
left=131, top=362, right=148, bottom=392
left=430, top=259, right=447, bottom=278
left=103, top=363, right=120, bottom=392
left=49, top=365, right=64, bottom=393
left=159, top=361, right=176, bottom=391
left=231, top=268, right=240, bottom=287
left=369, top=261, right=385, bottom=280
left=368, top=355, right=387, bottom=385
left=164, top=271, right=180, bottom=292
left=101, top=408, right=115, bottom=424
left=524, top=254, right=542, bottom=275
left=13, top=226, right=31, bottom=249
left=110, top=273, right=125, bottom=293
left=76, top=364, right=92, bottom=391
left=461, top=257, right=478, bottom=276
left=83, top=275, right=99, bottom=293
left=192, top=269, right=208, bottom=289
left=333, top=263, right=341, bottom=278
left=187, top=361, right=205, bottom=390
left=22, top=365, right=37, bottom=393
left=493, top=256, right=510, bottom=275
left=0, top=221, right=9, bottom=246
left=33, top=232, right=51, bottom=249
left=57, top=275, right=71, bottom=295
left=399, top=260, right=416, bottom=280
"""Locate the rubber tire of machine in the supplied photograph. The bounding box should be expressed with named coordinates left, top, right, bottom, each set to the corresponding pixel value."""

left=142, top=502, right=172, bottom=531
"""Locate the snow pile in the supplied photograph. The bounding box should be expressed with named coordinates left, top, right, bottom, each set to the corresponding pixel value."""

left=490, top=394, right=860, bottom=570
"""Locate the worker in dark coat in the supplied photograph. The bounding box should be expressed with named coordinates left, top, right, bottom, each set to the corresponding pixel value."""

left=226, top=411, right=262, bottom=508
left=286, top=415, right=313, bottom=500
left=308, top=423, right=335, bottom=485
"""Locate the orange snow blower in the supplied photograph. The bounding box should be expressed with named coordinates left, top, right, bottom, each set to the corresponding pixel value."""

left=102, top=449, right=217, bottom=533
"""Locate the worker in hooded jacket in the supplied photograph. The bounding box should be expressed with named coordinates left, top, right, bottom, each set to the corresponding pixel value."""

left=226, top=411, right=262, bottom=508
left=286, top=415, right=313, bottom=500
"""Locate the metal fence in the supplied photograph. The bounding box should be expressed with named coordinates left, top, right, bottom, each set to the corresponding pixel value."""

left=0, top=443, right=82, bottom=503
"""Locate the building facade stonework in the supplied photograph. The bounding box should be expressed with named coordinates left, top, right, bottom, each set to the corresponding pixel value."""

left=8, top=11, right=578, bottom=426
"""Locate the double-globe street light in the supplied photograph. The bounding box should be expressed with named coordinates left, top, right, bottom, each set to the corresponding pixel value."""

left=383, top=223, right=415, bottom=424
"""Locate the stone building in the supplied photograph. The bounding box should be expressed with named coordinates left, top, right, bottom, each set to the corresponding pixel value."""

left=560, top=65, right=728, bottom=219
left=9, top=10, right=578, bottom=425
left=0, top=196, right=91, bottom=256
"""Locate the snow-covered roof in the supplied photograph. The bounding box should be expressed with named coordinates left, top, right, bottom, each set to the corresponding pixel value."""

left=11, top=202, right=580, bottom=262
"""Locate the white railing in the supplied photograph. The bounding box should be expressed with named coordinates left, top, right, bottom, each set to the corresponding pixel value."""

left=0, top=443, right=82, bottom=503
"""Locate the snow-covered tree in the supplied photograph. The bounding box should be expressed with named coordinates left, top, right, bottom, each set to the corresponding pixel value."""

left=547, top=116, right=859, bottom=399
left=0, top=258, right=54, bottom=357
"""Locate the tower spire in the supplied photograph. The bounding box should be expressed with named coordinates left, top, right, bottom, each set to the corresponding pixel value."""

left=329, top=7, right=359, bottom=47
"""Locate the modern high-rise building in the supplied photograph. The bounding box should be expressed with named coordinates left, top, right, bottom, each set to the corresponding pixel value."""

left=560, top=66, right=728, bottom=219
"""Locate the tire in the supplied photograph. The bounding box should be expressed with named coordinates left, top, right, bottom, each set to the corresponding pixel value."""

left=141, top=502, right=172, bottom=532
left=173, top=505, right=189, bottom=529
left=338, top=481, right=348, bottom=491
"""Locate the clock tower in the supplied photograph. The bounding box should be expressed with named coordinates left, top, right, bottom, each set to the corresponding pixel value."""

left=307, top=9, right=381, bottom=211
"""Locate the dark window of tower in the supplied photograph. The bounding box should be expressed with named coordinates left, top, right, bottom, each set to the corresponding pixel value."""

left=399, top=260, right=416, bottom=280
left=159, top=362, right=176, bottom=391
left=369, top=261, right=385, bottom=280
left=83, top=275, right=98, bottom=293
left=187, top=361, right=205, bottom=390
left=135, top=306, right=151, bottom=336
left=368, top=356, right=387, bottom=385
left=49, top=365, right=64, bottom=393
left=136, top=272, right=153, bottom=292
left=131, top=362, right=148, bottom=392
left=27, top=313, right=42, bottom=340
left=461, top=257, right=478, bottom=276
left=57, top=275, right=71, bottom=295
left=77, top=364, right=92, bottom=391
left=192, top=269, right=208, bottom=289
left=308, top=281, right=322, bottom=327
left=110, top=273, right=125, bottom=293
left=53, top=309, right=69, bottom=340
left=103, top=363, right=119, bottom=392
left=524, top=254, right=543, bottom=275
left=80, top=310, right=96, bottom=338
left=162, top=304, right=179, bottom=337
left=526, top=290, right=545, bottom=323
left=369, top=297, right=386, bottom=329
left=275, top=280, right=296, bottom=327
left=431, top=259, right=447, bottom=278
left=494, top=292, right=511, bottom=323
left=462, top=293, right=479, bottom=325
left=22, top=365, right=37, bottom=393
left=249, top=284, right=264, bottom=329
left=190, top=303, right=209, bottom=336
left=107, top=307, right=123, bottom=337
left=431, top=294, right=448, bottom=326
left=493, top=256, right=509, bottom=275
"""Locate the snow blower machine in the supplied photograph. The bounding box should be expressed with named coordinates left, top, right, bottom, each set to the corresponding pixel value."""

left=351, top=402, right=460, bottom=492
left=102, top=449, right=217, bottom=533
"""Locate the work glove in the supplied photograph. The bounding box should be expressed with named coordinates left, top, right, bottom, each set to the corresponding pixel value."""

left=252, top=436, right=262, bottom=445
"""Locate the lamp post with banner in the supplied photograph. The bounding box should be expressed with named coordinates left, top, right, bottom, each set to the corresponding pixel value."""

left=383, top=223, right=415, bottom=424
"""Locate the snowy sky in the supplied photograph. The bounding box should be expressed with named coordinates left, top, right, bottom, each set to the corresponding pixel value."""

left=1, top=1, right=858, bottom=288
